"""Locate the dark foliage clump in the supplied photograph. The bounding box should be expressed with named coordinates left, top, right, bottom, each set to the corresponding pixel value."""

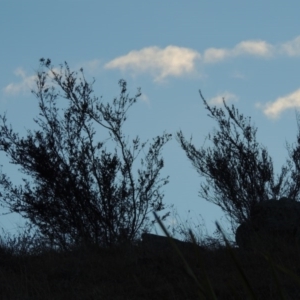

left=0, top=58, right=172, bottom=251
left=177, top=91, right=300, bottom=233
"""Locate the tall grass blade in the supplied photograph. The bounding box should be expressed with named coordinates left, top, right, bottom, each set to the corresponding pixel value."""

left=263, top=252, right=287, bottom=300
left=215, top=221, right=257, bottom=300
left=154, top=212, right=218, bottom=300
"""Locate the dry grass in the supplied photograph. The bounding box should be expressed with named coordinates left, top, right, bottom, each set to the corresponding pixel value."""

left=0, top=223, right=300, bottom=300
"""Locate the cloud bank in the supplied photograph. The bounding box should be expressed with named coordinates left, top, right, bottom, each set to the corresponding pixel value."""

left=104, top=36, right=300, bottom=81
left=4, top=36, right=300, bottom=120
left=5, top=36, right=300, bottom=94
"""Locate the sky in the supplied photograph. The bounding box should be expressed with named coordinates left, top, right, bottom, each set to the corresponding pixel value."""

left=1, top=1, right=300, bottom=244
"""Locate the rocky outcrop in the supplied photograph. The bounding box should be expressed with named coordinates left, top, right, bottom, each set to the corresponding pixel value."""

left=235, top=197, right=300, bottom=250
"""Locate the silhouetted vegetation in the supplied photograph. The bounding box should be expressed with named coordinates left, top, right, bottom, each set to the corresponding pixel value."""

left=0, top=58, right=172, bottom=251
left=0, top=213, right=300, bottom=299
left=177, top=91, right=300, bottom=233
left=1, top=60, right=300, bottom=299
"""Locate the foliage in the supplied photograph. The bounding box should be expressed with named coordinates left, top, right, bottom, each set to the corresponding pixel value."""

left=1, top=212, right=300, bottom=299
left=0, top=58, right=172, bottom=250
left=284, top=109, right=300, bottom=200
left=176, top=91, right=299, bottom=231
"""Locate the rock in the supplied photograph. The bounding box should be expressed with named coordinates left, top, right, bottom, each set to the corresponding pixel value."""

left=235, top=221, right=256, bottom=250
left=141, top=233, right=204, bottom=253
left=235, top=197, right=300, bottom=250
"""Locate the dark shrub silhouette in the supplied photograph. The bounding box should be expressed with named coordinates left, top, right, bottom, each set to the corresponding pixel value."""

left=0, top=58, right=172, bottom=250
left=177, top=91, right=300, bottom=234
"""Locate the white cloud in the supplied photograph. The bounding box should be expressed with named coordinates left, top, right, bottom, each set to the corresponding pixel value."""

left=203, top=40, right=274, bottom=63
left=280, top=36, right=300, bottom=56
left=4, top=68, right=37, bottom=95
left=256, top=89, right=300, bottom=119
left=105, top=46, right=201, bottom=82
left=208, top=91, right=239, bottom=106
left=203, top=48, right=230, bottom=63
left=234, top=40, right=274, bottom=57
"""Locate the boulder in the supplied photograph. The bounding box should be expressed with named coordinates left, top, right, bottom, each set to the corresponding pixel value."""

left=235, top=197, right=300, bottom=250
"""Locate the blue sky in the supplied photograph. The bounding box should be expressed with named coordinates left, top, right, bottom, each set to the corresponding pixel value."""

left=1, top=1, right=300, bottom=243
